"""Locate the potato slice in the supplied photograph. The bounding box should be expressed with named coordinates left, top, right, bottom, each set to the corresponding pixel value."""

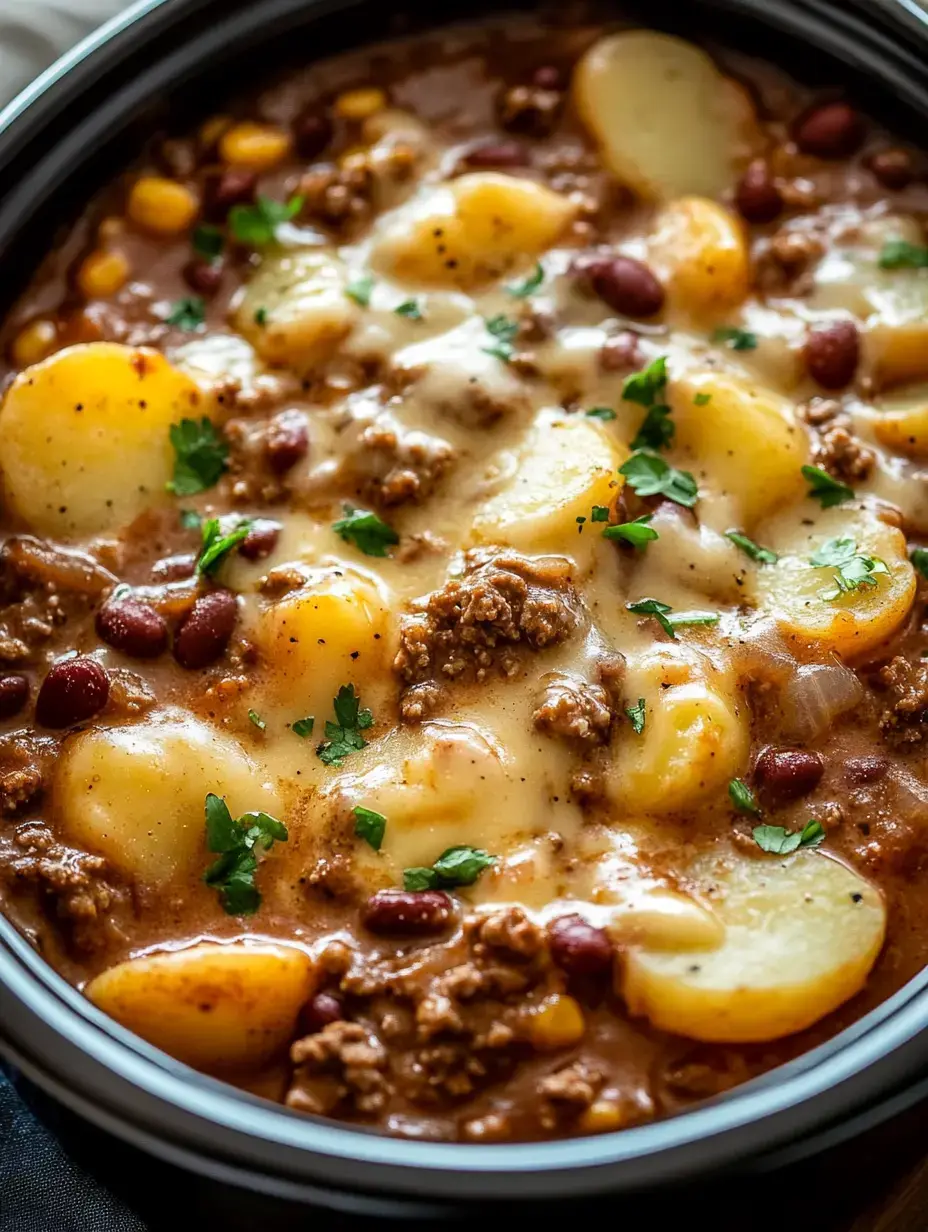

left=235, top=249, right=359, bottom=368
left=56, top=710, right=280, bottom=884
left=668, top=371, right=809, bottom=527
left=0, top=343, right=204, bottom=538
left=574, top=31, right=759, bottom=201
left=754, top=508, right=916, bottom=658
left=622, top=851, right=885, bottom=1042
left=872, top=388, right=928, bottom=458
left=371, top=173, right=576, bottom=289
left=650, top=197, right=750, bottom=320
left=86, top=942, right=315, bottom=1071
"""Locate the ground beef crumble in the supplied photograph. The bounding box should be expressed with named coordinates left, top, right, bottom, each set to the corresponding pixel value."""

left=537, top=1058, right=606, bottom=1129
left=533, top=672, right=614, bottom=746
left=878, top=655, right=928, bottom=744
left=798, top=398, right=875, bottom=481
left=346, top=412, right=456, bottom=508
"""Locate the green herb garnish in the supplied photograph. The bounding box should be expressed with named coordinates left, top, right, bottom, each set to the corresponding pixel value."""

left=693, top=392, right=712, bottom=407
left=316, top=685, right=373, bottom=767
left=346, top=273, right=375, bottom=306
left=395, top=298, right=423, bottom=320
left=622, top=356, right=668, bottom=406
left=753, top=819, right=825, bottom=855
left=248, top=709, right=266, bottom=731
left=228, top=194, right=304, bottom=246
left=165, top=296, right=205, bottom=331
left=179, top=509, right=202, bottom=530
left=619, top=450, right=698, bottom=508
left=627, top=597, right=675, bottom=638
left=507, top=261, right=544, bottom=299
left=202, top=793, right=287, bottom=915
left=667, top=610, right=720, bottom=629
left=586, top=406, right=617, bottom=421
left=196, top=517, right=253, bottom=575
left=353, top=805, right=386, bottom=852
left=292, top=716, right=314, bottom=739
left=481, top=314, right=519, bottom=362
left=802, top=464, right=854, bottom=509
left=332, top=505, right=399, bottom=557
left=911, top=546, right=928, bottom=580
left=713, top=326, right=757, bottom=351
left=254, top=307, right=268, bottom=326
left=726, top=529, right=778, bottom=565
left=602, top=515, right=658, bottom=549
left=590, top=505, right=610, bottom=523
left=167, top=418, right=229, bottom=496
left=632, top=403, right=675, bottom=451
left=810, top=536, right=888, bottom=600
left=625, top=698, right=646, bottom=734
left=729, top=778, right=761, bottom=815
left=879, top=239, right=928, bottom=270
left=192, top=224, right=223, bottom=260
left=402, top=845, right=496, bottom=891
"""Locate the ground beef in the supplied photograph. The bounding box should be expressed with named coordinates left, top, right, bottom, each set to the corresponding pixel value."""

left=0, top=733, right=57, bottom=814
left=537, top=1058, right=606, bottom=1129
left=797, top=398, right=875, bottom=481
left=469, top=905, right=546, bottom=960
left=533, top=673, right=614, bottom=746
left=0, top=768, right=42, bottom=815
left=347, top=412, right=456, bottom=508
left=287, top=1021, right=390, bottom=1116
left=498, top=82, right=563, bottom=137
left=878, top=656, right=928, bottom=744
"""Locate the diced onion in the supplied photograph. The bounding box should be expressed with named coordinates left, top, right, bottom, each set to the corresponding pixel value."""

left=782, top=661, right=864, bottom=742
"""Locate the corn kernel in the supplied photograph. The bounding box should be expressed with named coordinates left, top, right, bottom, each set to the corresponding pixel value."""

left=335, top=87, right=387, bottom=121
left=10, top=318, right=57, bottom=368
left=127, top=177, right=199, bottom=236
left=527, top=994, right=585, bottom=1051
left=199, top=114, right=231, bottom=151
left=578, top=1100, right=626, bottom=1134
left=219, top=122, right=292, bottom=170
left=76, top=249, right=131, bottom=300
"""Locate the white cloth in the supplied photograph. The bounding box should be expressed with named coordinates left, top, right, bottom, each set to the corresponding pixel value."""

left=0, top=0, right=126, bottom=106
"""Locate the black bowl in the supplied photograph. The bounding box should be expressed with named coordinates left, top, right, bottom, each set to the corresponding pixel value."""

left=3, top=0, right=928, bottom=1214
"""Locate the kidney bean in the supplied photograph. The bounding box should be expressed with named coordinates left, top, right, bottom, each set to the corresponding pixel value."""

left=36, top=657, right=109, bottom=728
left=754, top=747, right=825, bottom=807
left=867, top=147, right=915, bottom=191
left=173, top=588, right=238, bottom=670
left=301, top=991, right=344, bottom=1034
left=182, top=258, right=223, bottom=297
left=204, top=168, right=257, bottom=218
left=96, top=596, right=169, bottom=659
left=361, top=889, right=454, bottom=937
left=585, top=255, right=665, bottom=319
left=735, top=159, right=783, bottom=224
left=804, top=320, right=859, bottom=390
left=0, top=674, right=29, bottom=720
left=461, top=140, right=529, bottom=169
left=794, top=102, right=864, bottom=159
left=150, top=552, right=196, bottom=582
left=265, top=410, right=309, bottom=473
left=239, top=521, right=281, bottom=561
left=547, top=914, right=613, bottom=976
left=293, top=110, right=333, bottom=160
left=844, top=755, right=889, bottom=785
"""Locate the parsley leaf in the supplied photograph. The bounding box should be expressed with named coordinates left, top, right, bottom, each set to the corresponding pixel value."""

left=713, top=326, right=757, bottom=351
left=292, top=716, right=314, bottom=739
left=602, top=515, right=658, bottom=548
left=693, top=392, right=712, bottom=407
left=507, top=261, right=544, bottom=299
left=726, top=529, right=778, bottom=565
left=253, top=307, right=268, bottom=326
left=228, top=194, right=304, bottom=246
left=179, top=509, right=202, bottom=531
left=202, top=793, right=288, bottom=915
left=248, top=708, right=266, bottom=731
left=196, top=517, right=253, bottom=575
left=353, top=805, right=386, bottom=852
left=168, top=418, right=229, bottom=496
left=802, top=464, right=854, bottom=508
left=403, top=845, right=496, bottom=891
left=192, top=224, right=223, bottom=260
left=345, top=273, right=375, bottom=306
left=810, top=536, right=888, bottom=600
left=729, top=778, right=760, bottom=815
left=165, top=296, right=205, bottom=331
left=586, top=406, right=616, bottom=421
left=622, top=356, right=668, bottom=407
left=316, top=685, right=373, bottom=767
left=667, top=610, right=720, bottom=629
left=395, top=298, right=423, bottom=320
left=481, top=314, right=519, bottom=362
left=403, top=866, right=438, bottom=891
left=625, top=697, right=646, bottom=734
left=632, top=403, right=675, bottom=451
left=590, top=505, right=609, bottom=523
left=911, top=546, right=928, bottom=579
left=332, top=505, right=399, bottom=557
left=627, top=597, right=675, bottom=638
left=619, top=449, right=698, bottom=508
left=753, top=819, right=825, bottom=855
left=879, top=239, right=928, bottom=270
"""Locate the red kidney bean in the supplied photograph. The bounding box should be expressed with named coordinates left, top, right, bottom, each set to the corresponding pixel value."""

left=301, top=991, right=344, bottom=1034
left=844, top=755, right=889, bottom=785
left=182, top=258, right=223, bottom=297
left=585, top=255, right=665, bottom=319
left=547, top=914, right=613, bottom=976
left=265, top=410, right=309, bottom=474
left=150, top=553, right=196, bottom=582
left=867, top=147, right=915, bottom=190
left=204, top=168, right=257, bottom=218
left=36, top=657, right=109, bottom=728
left=804, top=320, right=860, bottom=389
left=794, top=102, right=864, bottom=159
left=293, top=110, right=333, bottom=160
left=735, top=159, right=783, bottom=224
left=532, top=65, right=563, bottom=90
left=96, top=596, right=169, bottom=659
left=754, top=747, right=825, bottom=807
left=461, top=140, right=529, bottom=169
left=239, top=521, right=281, bottom=561
left=361, top=889, right=454, bottom=937
left=0, top=674, right=29, bottom=720
left=173, top=589, right=238, bottom=670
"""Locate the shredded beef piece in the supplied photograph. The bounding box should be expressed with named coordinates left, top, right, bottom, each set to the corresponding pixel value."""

left=878, top=656, right=928, bottom=744
left=533, top=673, right=614, bottom=747
left=349, top=413, right=456, bottom=508
left=537, top=1058, right=606, bottom=1128
left=288, top=1021, right=389, bottom=1116
left=469, top=906, right=546, bottom=960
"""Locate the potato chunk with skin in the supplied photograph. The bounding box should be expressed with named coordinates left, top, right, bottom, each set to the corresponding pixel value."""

left=650, top=197, right=750, bottom=320
left=668, top=371, right=809, bottom=527
left=0, top=343, right=203, bottom=538
left=86, top=942, right=315, bottom=1071
left=371, top=173, right=576, bottom=289
left=574, top=32, right=759, bottom=201
left=56, top=710, right=280, bottom=884
left=235, top=249, right=359, bottom=368
left=754, top=508, right=916, bottom=659
left=622, top=851, right=885, bottom=1043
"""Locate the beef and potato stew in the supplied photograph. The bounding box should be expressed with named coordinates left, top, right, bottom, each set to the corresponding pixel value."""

left=2, top=12, right=928, bottom=1144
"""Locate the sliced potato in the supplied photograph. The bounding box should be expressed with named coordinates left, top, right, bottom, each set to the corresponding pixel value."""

left=754, top=507, right=916, bottom=658
left=0, top=343, right=204, bottom=538
left=622, top=851, right=885, bottom=1042
left=56, top=710, right=280, bottom=884
left=235, top=249, right=359, bottom=368
left=574, top=31, right=759, bottom=201
left=86, top=942, right=315, bottom=1071
left=872, top=389, right=928, bottom=458
left=371, top=173, right=576, bottom=289
left=650, top=197, right=750, bottom=320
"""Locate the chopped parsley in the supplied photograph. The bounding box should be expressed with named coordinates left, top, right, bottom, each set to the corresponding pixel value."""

left=395, top=298, right=423, bottom=320
left=253, top=306, right=268, bottom=326
left=179, top=509, right=202, bottom=531
left=668, top=610, right=720, bottom=629
left=802, top=464, right=854, bottom=508
left=192, top=224, right=224, bottom=260
left=693, top=392, right=712, bottom=407
left=602, top=515, right=658, bottom=548
left=753, top=819, right=825, bottom=855
left=586, top=406, right=616, bottom=421
left=353, top=805, right=386, bottom=852
left=332, top=505, right=399, bottom=557
left=202, top=793, right=287, bottom=915
left=625, top=697, right=646, bottom=734
left=345, top=273, right=375, bottom=306
left=712, top=326, right=758, bottom=351
left=725, top=529, right=778, bottom=565
left=622, top=356, right=668, bottom=407
left=228, top=194, right=304, bottom=246
left=165, top=296, right=205, bottom=331
left=878, top=239, right=928, bottom=270
left=316, top=685, right=373, bottom=767
left=626, top=597, right=675, bottom=638
left=403, top=845, right=496, bottom=891
left=196, top=517, right=253, bottom=575
left=810, top=536, right=888, bottom=600
left=481, top=314, right=519, bottom=362
left=291, top=716, right=314, bottom=739
left=167, top=417, right=229, bottom=496
left=590, top=505, right=610, bottom=523
left=632, top=403, right=675, bottom=451
left=911, top=546, right=928, bottom=579
left=248, top=709, right=266, bottom=731
left=619, top=449, right=698, bottom=508
left=507, top=261, right=544, bottom=298
left=729, top=778, right=760, bottom=815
